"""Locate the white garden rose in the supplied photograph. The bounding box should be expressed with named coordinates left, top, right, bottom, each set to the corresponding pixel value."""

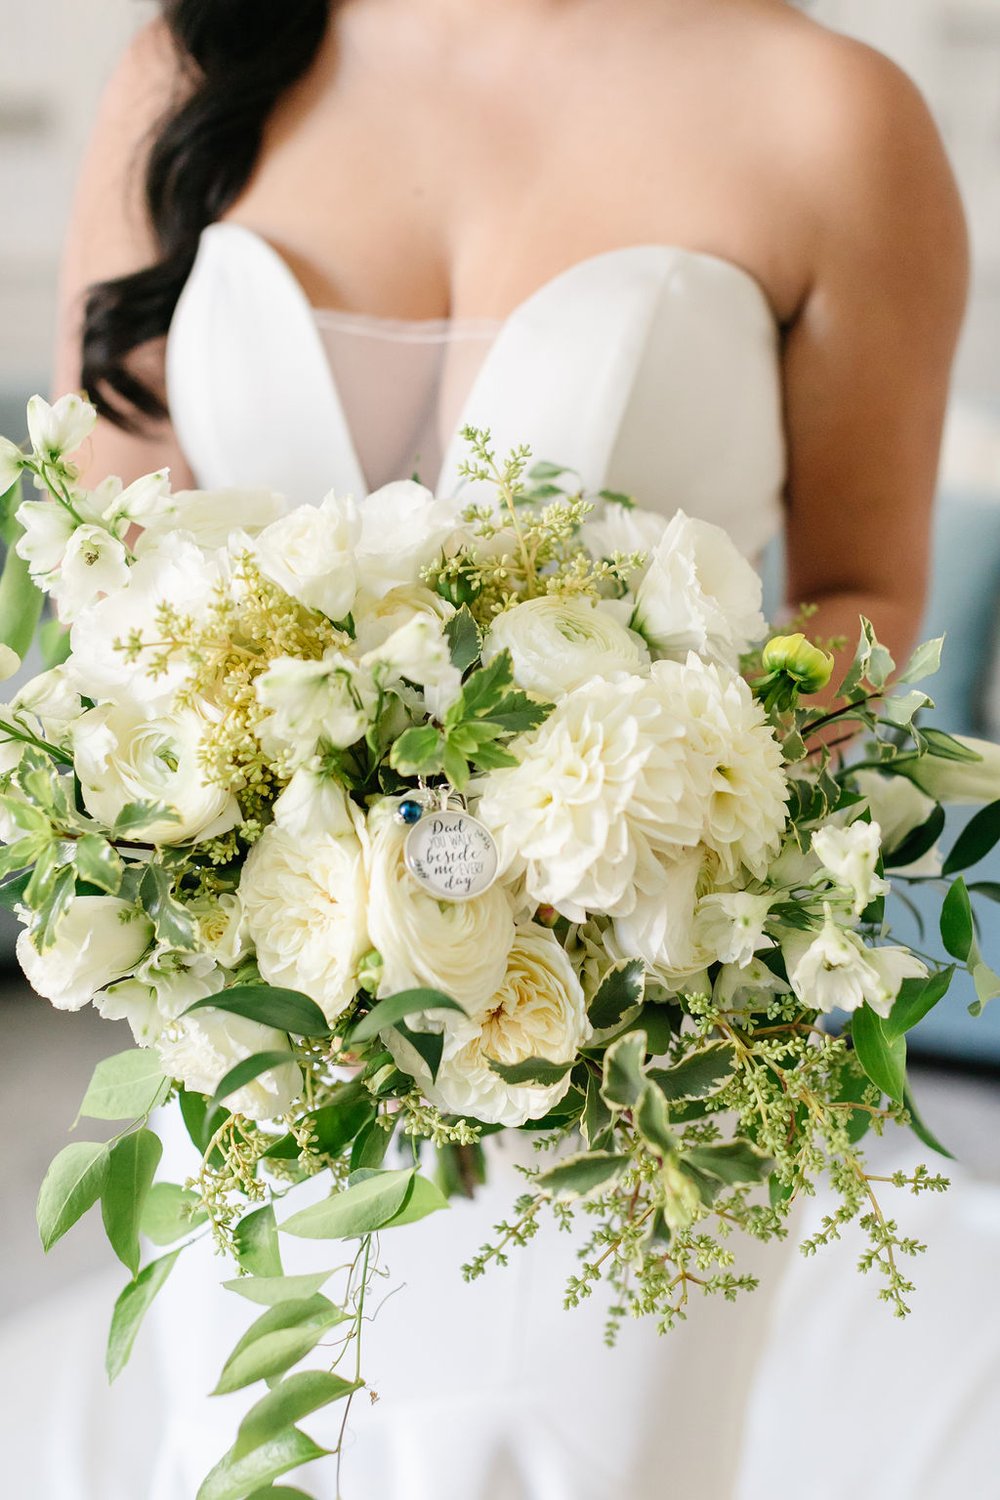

left=631, top=510, right=766, bottom=668
left=50, top=524, right=131, bottom=622
left=240, top=784, right=369, bottom=1022
left=134, top=486, right=288, bottom=551
left=389, top=923, right=590, bottom=1127
left=353, top=584, right=454, bottom=652
left=72, top=696, right=240, bottom=844
left=811, top=819, right=889, bottom=917
left=355, top=481, right=460, bottom=597
left=269, top=765, right=360, bottom=839
left=255, top=649, right=376, bottom=766
left=366, top=805, right=516, bottom=1012
left=26, top=393, right=96, bottom=462
left=157, top=1011, right=301, bottom=1121
left=693, top=890, right=775, bottom=968
left=481, top=595, right=650, bottom=698
left=17, top=896, right=153, bottom=1011
left=254, top=492, right=360, bottom=620
left=783, top=907, right=927, bottom=1018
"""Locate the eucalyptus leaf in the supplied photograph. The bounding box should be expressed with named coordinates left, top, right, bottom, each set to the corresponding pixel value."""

left=106, top=1249, right=181, bottom=1381
left=101, top=1128, right=163, bottom=1276
left=78, top=1048, right=169, bottom=1122
left=37, top=1140, right=110, bottom=1252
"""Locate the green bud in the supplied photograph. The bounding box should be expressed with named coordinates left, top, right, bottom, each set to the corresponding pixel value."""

left=761, top=633, right=834, bottom=695
left=356, top=948, right=384, bottom=995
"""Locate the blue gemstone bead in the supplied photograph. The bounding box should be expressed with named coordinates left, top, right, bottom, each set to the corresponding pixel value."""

left=397, top=798, right=424, bottom=826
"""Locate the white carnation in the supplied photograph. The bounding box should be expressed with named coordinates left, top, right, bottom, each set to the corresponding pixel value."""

left=482, top=595, right=650, bottom=698
left=17, top=896, right=153, bottom=1011
left=253, top=492, right=360, bottom=620
left=157, top=1011, right=301, bottom=1121
left=811, top=819, right=889, bottom=917
left=783, top=907, right=927, bottom=1018
left=365, top=805, right=516, bottom=1012
left=356, top=481, right=460, bottom=597
left=255, top=649, right=376, bottom=766
left=631, top=510, right=766, bottom=667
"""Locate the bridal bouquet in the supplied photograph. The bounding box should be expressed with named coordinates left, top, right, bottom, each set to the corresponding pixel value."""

left=2, top=394, right=998, bottom=1498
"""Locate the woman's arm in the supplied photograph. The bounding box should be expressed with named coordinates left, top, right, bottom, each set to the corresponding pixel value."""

left=780, top=38, right=970, bottom=674
left=53, top=20, right=194, bottom=489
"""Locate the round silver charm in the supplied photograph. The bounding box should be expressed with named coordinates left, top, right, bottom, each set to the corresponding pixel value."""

left=403, top=809, right=500, bottom=901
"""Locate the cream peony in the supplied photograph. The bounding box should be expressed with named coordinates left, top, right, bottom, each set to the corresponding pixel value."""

left=254, top=492, right=360, bottom=620
left=631, top=510, right=766, bottom=668
left=157, top=1011, right=301, bottom=1121
left=255, top=649, right=376, bottom=766
left=365, top=805, right=516, bottom=1012
left=355, top=481, right=460, bottom=597
left=239, top=783, right=369, bottom=1022
left=811, top=819, right=889, bottom=916
left=389, top=923, right=591, bottom=1127
left=17, top=897, right=153, bottom=1011
left=72, top=697, right=240, bottom=844
left=783, top=907, right=927, bottom=1018
left=482, top=595, right=650, bottom=698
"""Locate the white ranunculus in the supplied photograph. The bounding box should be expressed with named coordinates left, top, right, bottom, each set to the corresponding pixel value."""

left=581, top=502, right=667, bottom=574
left=134, top=486, right=289, bottom=551
left=365, top=805, right=516, bottom=1012
left=0, top=435, right=25, bottom=493
left=157, top=1011, right=302, bottom=1121
left=69, top=532, right=221, bottom=708
left=694, top=891, right=775, bottom=968
left=256, top=649, right=376, bottom=767
left=15, top=500, right=78, bottom=579
left=852, top=770, right=941, bottom=877
left=50, top=524, right=131, bottom=622
left=389, top=923, right=591, bottom=1127
left=811, top=819, right=889, bottom=917
left=902, top=736, right=1000, bottom=807
left=356, top=481, right=460, bottom=597
left=783, top=907, right=927, bottom=1018
left=240, top=786, right=369, bottom=1022
left=630, top=510, right=766, bottom=668
left=27, top=393, right=96, bottom=462
left=17, top=896, right=153, bottom=1011
left=482, top=595, right=650, bottom=698
left=254, top=492, right=360, bottom=620
left=72, top=696, right=239, bottom=844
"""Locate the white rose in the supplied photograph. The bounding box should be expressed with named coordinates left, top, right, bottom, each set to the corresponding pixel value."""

left=98, top=951, right=226, bottom=1046
left=26, top=393, right=96, bottom=462
left=17, top=896, right=153, bottom=1011
left=72, top=696, right=239, bottom=844
left=581, top=502, right=667, bottom=573
left=853, top=769, right=941, bottom=876
left=134, top=486, right=289, bottom=551
left=811, top=819, right=889, bottom=917
left=50, top=524, right=131, bottom=622
left=481, top=595, right=650, bottom=699
left=240, top=785, right=369, bottom=1022
left=256, top=649, right=376, bottom=766
left=630, top=510, right=766, bottom=668
left=694, top=890, right=775, bottom=968
left=356, top=481, right=460, bottom=597
left=365, top=805, right=516, bottom=1012
left=254, top=492, right=360, bottom=619
left=783, top=906, right=927, bottom=1018
left=388, top=923, right=591, bottom=1127
left=353, top=584, right=454, bottom=650
left=157, top=1011, right=301, bottom=1121
left=901, top=736, right=1000, bottom=807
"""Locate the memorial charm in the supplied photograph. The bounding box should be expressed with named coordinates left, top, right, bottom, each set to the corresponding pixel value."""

left=404, top=807, right=500, bottom=900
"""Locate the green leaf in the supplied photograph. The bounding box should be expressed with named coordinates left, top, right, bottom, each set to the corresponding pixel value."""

left=197, top=1428, right=328, bottom=1500
left=940, top=877, right=974, bottom=962
left=851, top=1004, right=907, bottom=1104
left=264, top=1084, right=376, bottom=1162
left=0, top=530, right=43, bottom=659
left=245, top=1490, right=314, bottom=1500
left=487, top=1055, right=573, bottom=1087
left=350, top=1115, right=395, bottom=1171
left=684, top=1139, right=772, bottom=1185
left=37, top=1140, right=110, bottom=1251
left=588, top=960, right=645, bottom=1030
left=101, top=1129, right=163, bottom=1276
left=634, top=1083, right=677, bottom=1157
left=884, top=967, right=955, bottom=1041
left=106, top=1249, right=181, bottom=1381
left=388, top=725, right=444, bottom=777
left=881, top=691, right=932, bottom=728
left=281, top=1169, right=415, bottom=1240
left=349, top=988, right=465, bottom=1044
left=968, top=881, right=1000, bottom=905
left=394, top=1019, right=444, bottom=1082
left=74, top=833, right=123, bottom=894
left=186, top=984, right=333, bottom=1038
left=32, top=863, right=76, bottom=951
left=969, top=958, right=1000, bottom=1016
left=212, top=1296, right=347, bottom=1395
left=445, top=606, right=481, bottom=672
left=209, top=1051, right=299, bottom=1114
left=597, top=487, right=636, bottom=509
left=381, top=1172, right=450, bottom=1228
left=883, top=803, right=944, bottom=870
left=235, top=1370, right=359, bottom=1459
left=0, top=833, right=46, bottom=880
left=601, top=1031, right=647, bottom=1110
left=485, top=690, right=551, bottom=737
left=536, top=1150, right=629, bottom=1199
left=943, top=801, right=1000, bottom=877
left=37, top=616, right=70, bottom=669
left=140, top=863, right=197, bottom=949
left=78, top=1048, right=169, bottom=1121
left=452, top=651, right=513, bottom=719
left=234, top=1206, right=283, bottom=1278
left=141, top=1182, right=207, bottom=1245
left=223, top=1271, right=337, bottom=1306
left=903, top=1083, right=954, bottom=1160
left=528, top=460, right=573, bottom=480
left=648, top=1045, right=736, bottom=1102
left=899, top=635, right=944, bottom=684
left=112, top=800, right=182, bottom=837
left=582, top=1071, right=613, bottom=1149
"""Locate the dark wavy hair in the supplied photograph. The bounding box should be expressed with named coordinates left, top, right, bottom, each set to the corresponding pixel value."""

left=81, top=0, right=332, bottom=430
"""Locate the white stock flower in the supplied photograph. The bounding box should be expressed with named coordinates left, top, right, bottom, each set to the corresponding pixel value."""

left=134, top=486, right=289, bottom=551
left=50, top=524, right=131, bottom=622
left=15, top=500, right=79, bottom=579
left=811, top=819, right=889, bottom=917
left=365, top=806, right=516, bottom=1011
left=256, top=649, right=376, bottom=766
left=0, top=435, right=25, bottom=493
left=694, top=891, right=775, bottom=968
left=13, top=665, right=82, bottom=746
left=783, top=907, right=927, bottom=1018
left=254, top=492, right=360, bottom=619
left=16, top=896, right=153, bottom=1011
left=581, top=502, right=667, bottom=571
left=72, top=697, right=240, bottom=844
left=852, top=770, right=941, bottom=876
left=98, top=951, right=226, bottom=1046
left=26, top=393, right=96, bottom=462
left=361, top=613, right=461, bottom=713
left=630, top=510, right=766, bottom=667
left=101, top=470, right=172, bottom=535
left=356, top=481, right=460, bottom=596
left=157, top=1011, right=301, bottom=1121
left=482, top=595, right=650, bottom=698
left=240, top=784, right=369, bottom=1022
left=389, top=923, right=591, bottom=1127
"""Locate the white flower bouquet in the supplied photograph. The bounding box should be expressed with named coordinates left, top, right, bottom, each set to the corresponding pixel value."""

left=1, top=395, right=998, bottom=1498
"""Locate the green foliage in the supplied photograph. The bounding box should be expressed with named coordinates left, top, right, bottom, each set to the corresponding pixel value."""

left=600, top=1031, right=647, bottom=1110
left=140, top=863, right=197, bottom=950
left=281, top=1168, right=446, bottom=1240
left=197, top=1428, right=328, bottom=1500
left=536, top=1150, right=629, bottom=1199
left=78, top=1049, right=168, bottom=1122
left=487, top=1056, right=574, bottom=1087
left=106, top=1250, right=181, bottom=1381
left=186, top=985, right=333, bottom=1039
left=141, top=1183, right=208, bottom=1245
left=212, top=1296, right=347, bottom=1395
left=37, top=1140, right=110, bottom=1251
left=209, top=1051, right=298, bottom=1113
left=234, top=1371, right=358, bottom=1459
left=587, top=960, right=645, bottom=1031
left=101, top=1129, right=163, bottom=1276
left=940, top=877, right=974, bottom=962
left=349, top=987, right=465, bottom=1043
left=234, top=1207, right=283, bottom=1278
left=851, top=1005, right=907, bottom=1104
left=943, top=801, right=1000, bottom=877
left=649, top=1045, right=736, bottom=1102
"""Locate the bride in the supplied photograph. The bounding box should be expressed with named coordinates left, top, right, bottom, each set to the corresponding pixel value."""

left=32, top=0, right=967, bottom=1496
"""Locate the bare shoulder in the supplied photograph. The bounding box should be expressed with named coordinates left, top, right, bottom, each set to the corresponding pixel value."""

left=97, top=15, right=185, bottom=130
